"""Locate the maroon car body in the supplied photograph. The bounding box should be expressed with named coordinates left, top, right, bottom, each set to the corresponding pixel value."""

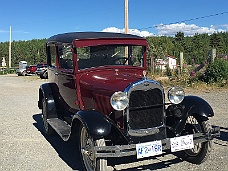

left=26, top=65, right=37, bottom=74
left=38, top=32, right=219, bottom=170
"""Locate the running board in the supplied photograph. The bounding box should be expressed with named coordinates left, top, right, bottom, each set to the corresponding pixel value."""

left=47, top=118, right=71, bottom=141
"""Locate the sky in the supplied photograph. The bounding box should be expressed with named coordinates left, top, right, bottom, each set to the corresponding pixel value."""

left=0, top=0, right=228, bottom=42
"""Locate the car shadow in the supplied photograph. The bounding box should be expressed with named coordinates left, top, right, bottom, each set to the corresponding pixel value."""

left=213, top=125, right=228, bottom=145
left=108, top=153, right=184, bottom=171
left=32, top=113, right=84, bottom=170
left=34, top=113, right=216, bottom=170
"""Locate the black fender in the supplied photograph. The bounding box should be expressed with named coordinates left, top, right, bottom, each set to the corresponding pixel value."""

left=180, top=95, right=214, bottom=117
left=38, top=83, right=57, bottom=118
left=168, top=95, right=214, bottom=135
left=73, top=110, right=111, bottom=140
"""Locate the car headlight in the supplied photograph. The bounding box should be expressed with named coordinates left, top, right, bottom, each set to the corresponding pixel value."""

left=168, top=87, right=185, bottom=104
left=110, top=91, right=129, bottom=111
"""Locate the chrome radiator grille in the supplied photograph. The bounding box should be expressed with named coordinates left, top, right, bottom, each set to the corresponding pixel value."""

left=128, top=88, right=164, bottom=129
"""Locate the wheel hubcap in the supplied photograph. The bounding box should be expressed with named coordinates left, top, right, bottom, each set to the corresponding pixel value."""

left=80, top=127, right=96, bottom=170
left=185, top=116, right=203, bottom=155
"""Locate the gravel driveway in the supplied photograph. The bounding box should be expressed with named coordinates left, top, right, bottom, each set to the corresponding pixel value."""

left=0, top=74, right=227, bottom=171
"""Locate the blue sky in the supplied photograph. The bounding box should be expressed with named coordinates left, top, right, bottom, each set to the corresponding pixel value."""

left=0, top=0, right=227, bottom=42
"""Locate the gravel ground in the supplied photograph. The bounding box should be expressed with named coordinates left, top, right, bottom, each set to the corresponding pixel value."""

left=0, top=74, right=227, bottom=171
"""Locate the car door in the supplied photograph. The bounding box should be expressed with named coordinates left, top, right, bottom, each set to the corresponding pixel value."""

left=57, top=45, right=79, bottom=117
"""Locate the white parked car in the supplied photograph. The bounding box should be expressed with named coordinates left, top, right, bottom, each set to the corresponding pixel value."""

left=16, top=61, right=27, bottom=76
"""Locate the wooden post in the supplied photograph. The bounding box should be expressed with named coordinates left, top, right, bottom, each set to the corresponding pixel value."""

left=180, top=52, right=183, bottom=73
left=151, top=56, right=154, bottom=74
left=211, top=49, right=216, bottom=63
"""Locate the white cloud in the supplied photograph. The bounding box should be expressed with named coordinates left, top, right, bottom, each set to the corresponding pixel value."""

left=0, top=29, right=29, bottom=34
left=0, top=29, right=9, bottom=33
left=102, top=27, right=155, bottom=37
left=155, top=23, right=227, bottom=36
left=102, top=23, right=227, bottom=38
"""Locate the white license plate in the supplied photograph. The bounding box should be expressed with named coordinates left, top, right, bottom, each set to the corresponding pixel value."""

left=136, top=140, right=162, bottom=159
left=170, top=134, right=194, bottom=152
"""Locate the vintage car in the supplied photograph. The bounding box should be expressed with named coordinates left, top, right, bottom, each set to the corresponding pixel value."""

left=38, top=32, right=220, bottom=170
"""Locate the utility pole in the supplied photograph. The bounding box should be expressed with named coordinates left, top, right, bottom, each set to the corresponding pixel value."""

left=125, top=0, right=129, bottom=34
left=9, top=26, right=12, bottom=68
left=125, top=0, right=129, bottom=58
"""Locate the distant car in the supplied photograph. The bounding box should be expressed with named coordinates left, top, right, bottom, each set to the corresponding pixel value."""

left=16, top=61, right=27, bottom=76
left=26, top=65, right=37, bottom=75
left=36, top=63, right=48, bottom=79
left=38, top=32, right=220, bottom=170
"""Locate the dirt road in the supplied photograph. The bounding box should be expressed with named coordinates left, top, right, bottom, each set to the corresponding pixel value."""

left=0, top=74, right=227, bottom=170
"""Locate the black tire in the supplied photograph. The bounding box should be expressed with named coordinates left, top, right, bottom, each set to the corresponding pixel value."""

left=42, top=98, right=55, bottom=135
left=79, top=125, right=107, bottom=171
left=182, top=116, right=212, bottom=164
left=22, top=71, right=26, bottom=76
left=43, top=71, right=48, bottom=79
left=40, top=73, right=45, bottom=79
left=40, top=71, right=48, bottom=79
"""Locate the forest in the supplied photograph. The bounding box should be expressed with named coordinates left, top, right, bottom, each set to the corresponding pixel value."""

left=0, top=32, right=227, bottom=67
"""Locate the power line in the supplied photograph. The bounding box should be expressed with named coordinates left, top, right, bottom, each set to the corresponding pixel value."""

left=138, top=11, right=228, bottom=30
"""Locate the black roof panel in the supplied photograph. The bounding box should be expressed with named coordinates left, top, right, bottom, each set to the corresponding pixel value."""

left=47, top=32, right=144, bottom=43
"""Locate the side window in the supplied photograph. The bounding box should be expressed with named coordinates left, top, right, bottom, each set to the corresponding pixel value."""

left=47, top=45, right=57, bottom=67
left=50, top=46, right=56, bottom=67
left=77, top=47, right=90, bottom=70
left=58, top=45, right=73, bottom=69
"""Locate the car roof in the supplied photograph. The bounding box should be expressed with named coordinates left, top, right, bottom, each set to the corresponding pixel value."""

left=47, top=32, right=145, bottom=44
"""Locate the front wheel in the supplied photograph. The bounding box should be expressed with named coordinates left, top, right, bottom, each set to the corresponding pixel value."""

left=79, top=125, right=107, bottom=171
left=182, top=116, right=212, bottom=164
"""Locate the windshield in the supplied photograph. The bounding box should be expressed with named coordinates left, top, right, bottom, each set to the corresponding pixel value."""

left=77, top=45, right=145, bottom=70
left=37, top=64, right=47, bottom=68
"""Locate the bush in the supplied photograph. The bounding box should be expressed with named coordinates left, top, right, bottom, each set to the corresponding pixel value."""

left=0, top=68, right=16, bottom=75
left=203, top=58, right=228, bottom=84
left=165, top=65, right=172, bottom=76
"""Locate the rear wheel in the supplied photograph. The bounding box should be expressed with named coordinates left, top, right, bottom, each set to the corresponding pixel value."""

left=79, top=125, right=107, bottom=171
left=42, top=98, right=54, bottom=135
left=22, top=71, right=26, bottom=76
left=182, top=115, right=212, bottom=164
left=40, top=71, right=48, bottom=79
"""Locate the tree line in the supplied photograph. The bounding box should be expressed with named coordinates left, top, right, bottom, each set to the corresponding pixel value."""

left=147, top=32, right=228, bottom=65
left=0, top=39, right=46, bottom=67
left=0, top=32, right=227, bottom=67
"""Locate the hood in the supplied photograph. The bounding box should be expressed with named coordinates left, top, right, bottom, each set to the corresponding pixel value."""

left=79, top=67, right=144, bottom=97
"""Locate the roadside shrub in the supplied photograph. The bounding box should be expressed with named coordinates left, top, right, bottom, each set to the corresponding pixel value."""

left=0, top=68, right=16, bottom=75
left=203, top=58, right=228, bottom=84
left=165, top=65, right=172, bottom=76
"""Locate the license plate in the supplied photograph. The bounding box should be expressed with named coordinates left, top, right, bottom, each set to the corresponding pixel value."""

left=170, top=134, right=194, bottom=152
left=136, top=140, right=162, bottom=159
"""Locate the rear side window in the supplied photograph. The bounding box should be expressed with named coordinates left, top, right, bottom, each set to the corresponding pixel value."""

left=58, top=45, right=73, bottom=69
left=47, top=45, right=57, bottom=67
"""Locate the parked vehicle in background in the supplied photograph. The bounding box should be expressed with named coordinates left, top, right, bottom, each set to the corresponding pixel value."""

left=36, top=63, right=48, bottom=79
left=16, top=61, right=27, bottom=76
left=38, top=32, right=220, bottom=171
left=26, top=65, right=37, bottom=75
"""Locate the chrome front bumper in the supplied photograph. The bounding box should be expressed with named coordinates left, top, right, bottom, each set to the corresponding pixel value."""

left=94, top=126, right=220, bottom=158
